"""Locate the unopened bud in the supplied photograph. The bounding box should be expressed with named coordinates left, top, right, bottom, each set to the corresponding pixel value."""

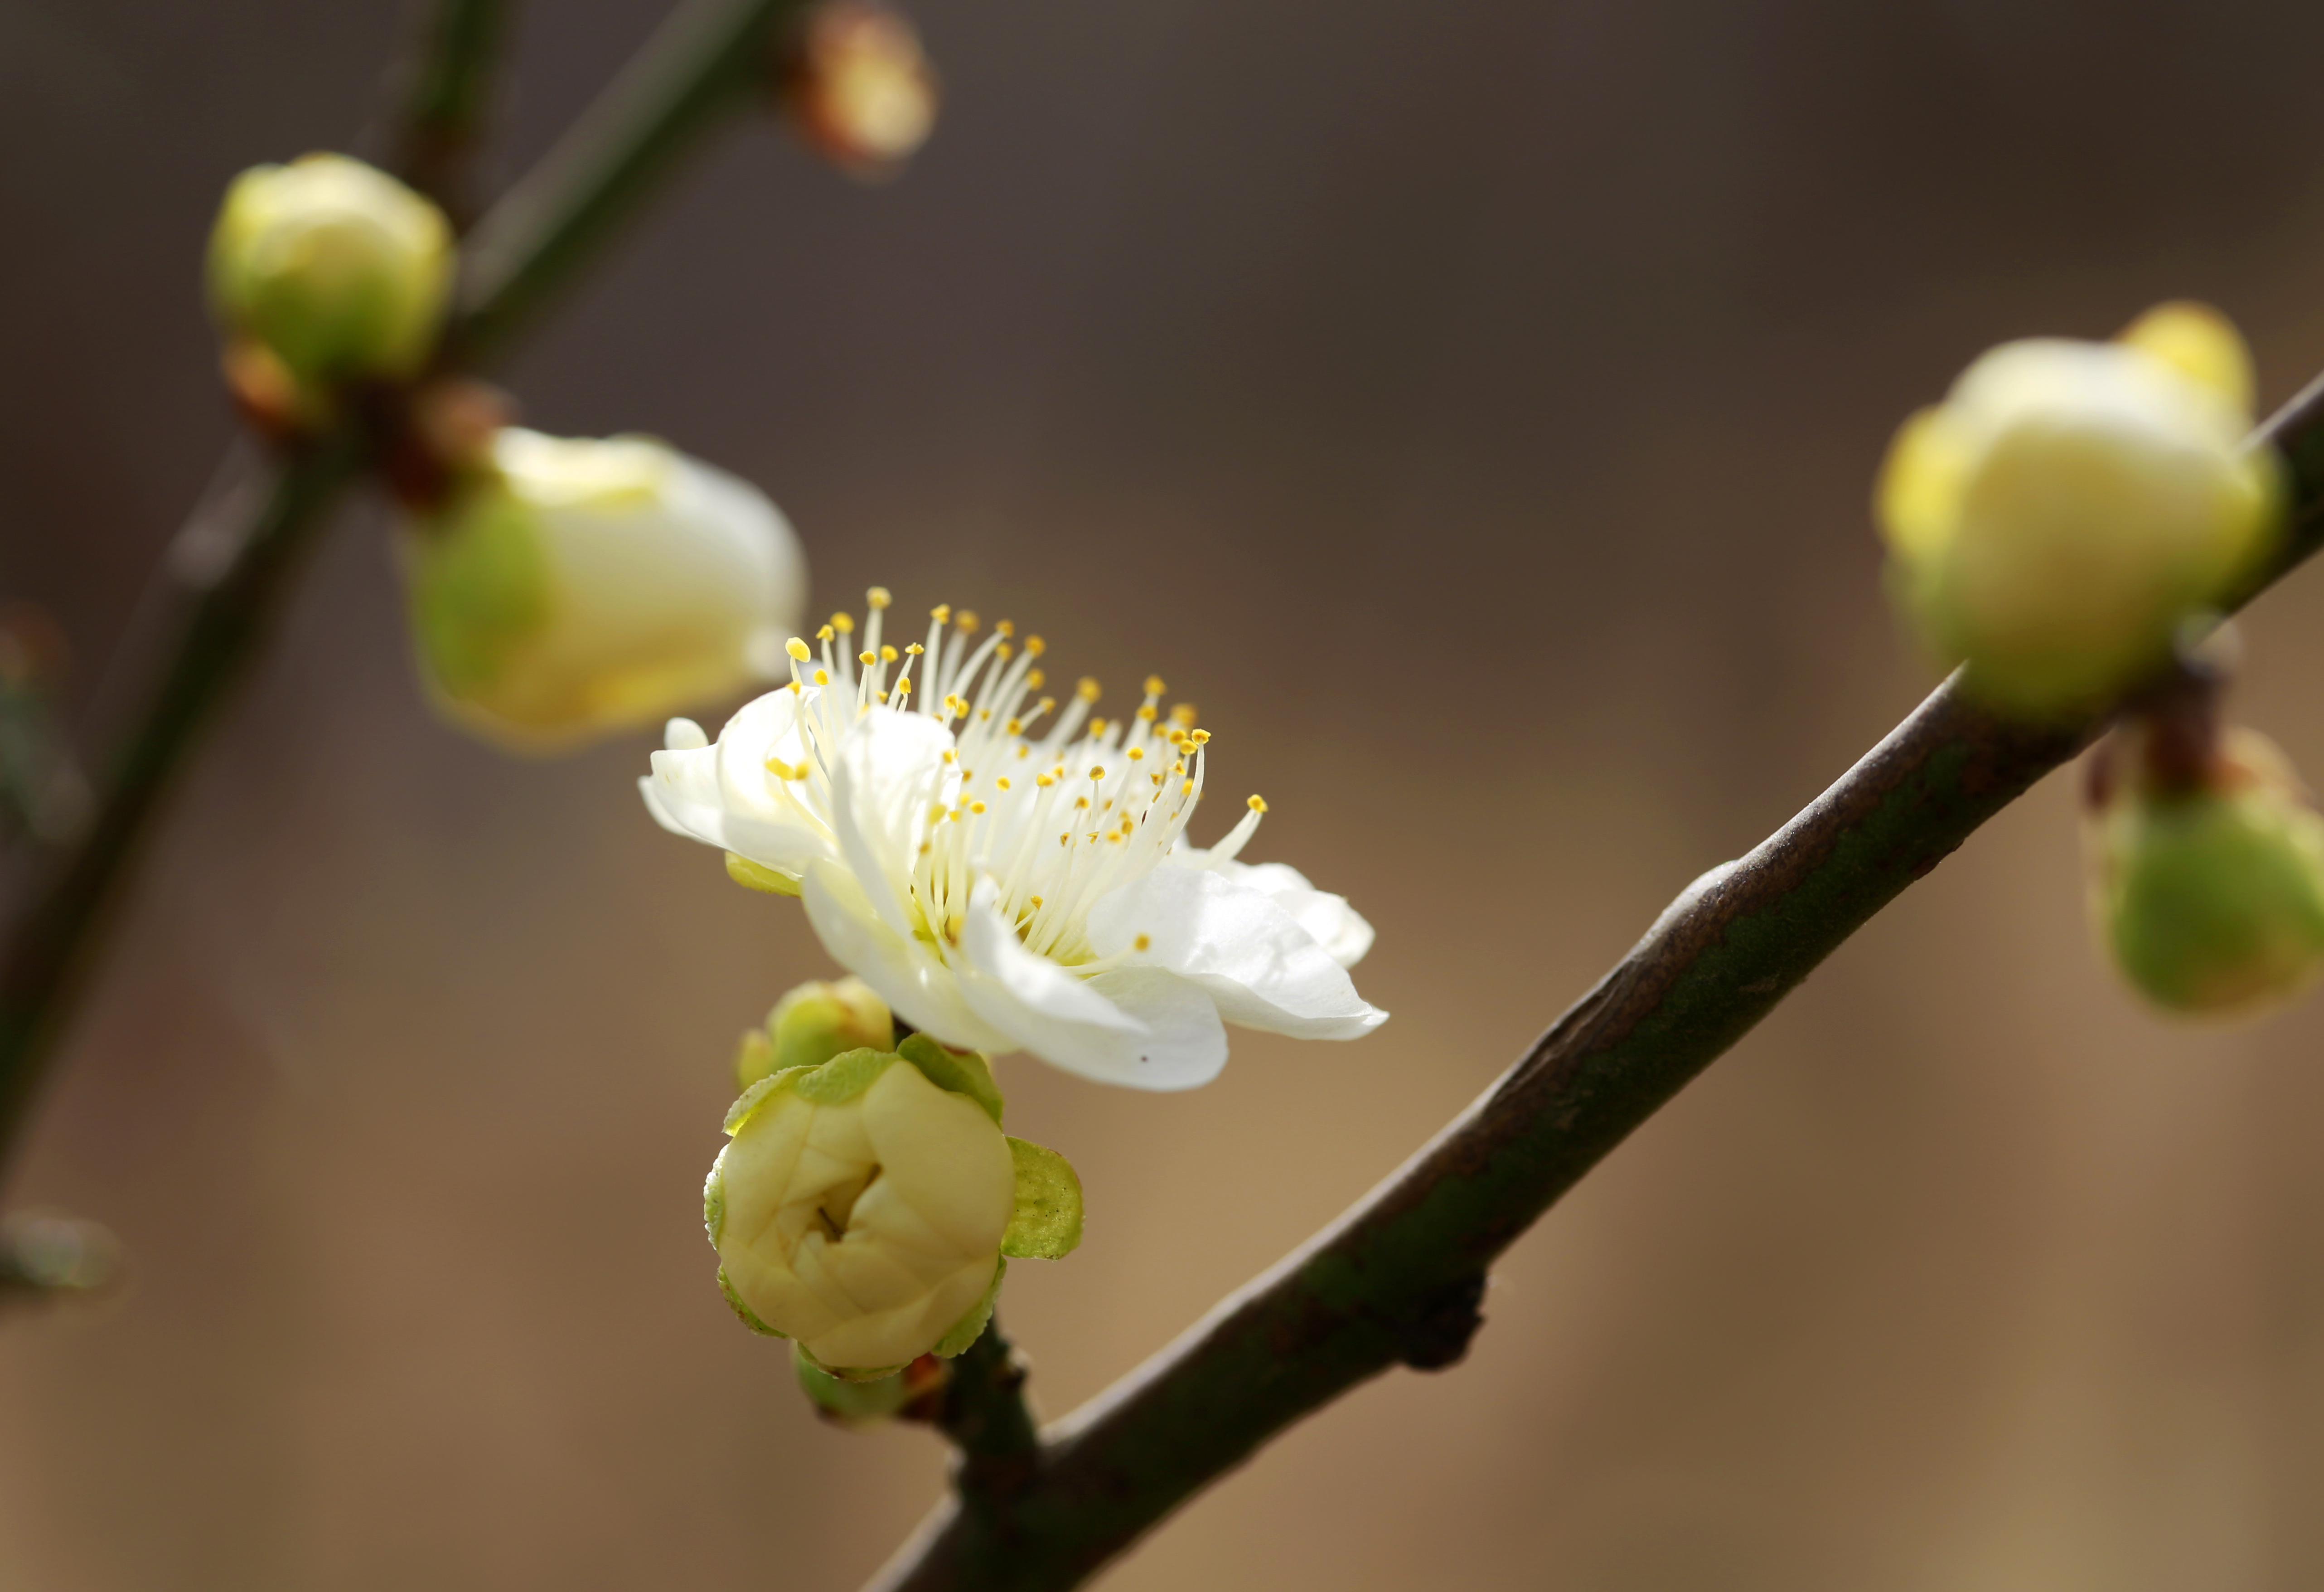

left=742, top=976, right=895, bottom=1087
left=207, top=153, right=453, bottom=388
left=2087, top=725, right=2324, bottom=1015
left=783, top=2, right=939, bottom=177
left=703, top=1034, right=1080, bottom=1375
left=397, top=427, right=807, bottom=749
left=1876, top=302, right=2279, bottom=717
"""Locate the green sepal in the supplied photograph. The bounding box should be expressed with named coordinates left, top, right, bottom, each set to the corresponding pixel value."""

left=717, top=1264, right=787, bottom=1338
left=704, top=1149, right=728, bottom=1246
left=793, top=1341, right=907, bottom=1383
left=722, top=1067, right=809, bottom=1135
left=405, top=484, right=552, bottom=696
left=1002, top=1138, right=1084, bottom=1259
left=933, top=1257, right=1007, bottom=1359
left=792, top=1344, right=915, bottom=1426
left=726, top=852, right=802, bottom=896
left=896, top=1033, right=1005, bottom=1125
left=790, top=1046, right=894, bottom=1106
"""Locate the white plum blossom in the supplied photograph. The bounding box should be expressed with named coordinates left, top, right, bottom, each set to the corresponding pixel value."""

left=641, top=590, right=1385, bottom=1089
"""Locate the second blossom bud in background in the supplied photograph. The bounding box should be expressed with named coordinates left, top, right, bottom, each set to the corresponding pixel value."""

left=1877, top=302, right=2280, bottom=717
left=207, top=153, right=453, bottom=420
left=781, top=1, right=939, bottom=177
left=399, top=427, right=806, bottom=749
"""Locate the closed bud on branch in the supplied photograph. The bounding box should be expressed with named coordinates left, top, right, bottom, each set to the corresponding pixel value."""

left=736, top=976, right=896, bottom=1087
left=398, top=427, right=806, bottom=749
left=703, top=1034, right=1080, bottom=1376
left=783, top=1, right=939, bottom=177
left=2087, top=721, right=2324, bottom=1016
left=207, top=154, right=453, bottom=393
left=1877, top=302, right=2280, bottom=716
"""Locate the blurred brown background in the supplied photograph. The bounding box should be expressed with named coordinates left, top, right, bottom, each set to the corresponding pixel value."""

left=10, top=0, right=2324, bottom=1586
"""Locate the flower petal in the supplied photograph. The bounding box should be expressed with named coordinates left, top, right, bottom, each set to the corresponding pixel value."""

left=957, top=885, right=1226, bottom=1088
left=802, top=861, right=1009, bottom=1053
left=830, top=707, right=951, bottom=939
left=1087, top=865, right=1387, bottom=1040
left=1203, top=859, right=1375, bottom=969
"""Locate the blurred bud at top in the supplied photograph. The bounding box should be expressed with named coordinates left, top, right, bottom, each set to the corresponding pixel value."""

left=397, top=427, right=807, bottom=751
left=1876, top=302, right=2280, bottom=718
left=782, top=1, right=939, bottom=177
left=206, top=154, right=454, bottom=391
left=737, top=976, right=896, bottom=1088
left=0, top=1212, right=123, bottom=1306
left=2086, top=721, right=2324, bottom=1017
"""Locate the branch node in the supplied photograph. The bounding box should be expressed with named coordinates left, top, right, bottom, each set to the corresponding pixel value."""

left=1395, top=1271, right=1487, bottom=1372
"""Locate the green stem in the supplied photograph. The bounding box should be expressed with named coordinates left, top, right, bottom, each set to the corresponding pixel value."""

left=396, top=0, right=521, bottom=223
left=445, top=0, right=810, bottom=369
left=862, top=377, right=2324, bottom=1592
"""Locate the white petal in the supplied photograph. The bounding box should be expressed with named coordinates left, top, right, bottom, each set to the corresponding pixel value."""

left=802, top=861, right=1008, bottom=1053
left=1087, top=866, right=1387, bottom=1040
left=1078, top=968, right=1228, bottom=1090
left=956, top=885, right=1159, bottom=1082
left=1204, top=859, right=1375, bottom=969
left=830, top=709, right=951, bottom=939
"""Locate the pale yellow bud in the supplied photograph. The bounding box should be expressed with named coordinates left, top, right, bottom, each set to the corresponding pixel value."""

left=398, top=428, right=807, bottom=750
left=707, top=1048, right=1014, bottom=1372
left=744, top=976, right=895, bottom=1087
left=784, top=1, right=939, bottom=176
left=1876, top=304, right=2279, bottom=716
left=206, top=153, right=452, bottom=384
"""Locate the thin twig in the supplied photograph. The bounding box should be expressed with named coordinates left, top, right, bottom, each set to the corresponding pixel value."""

left=396, top=0, right=521, bottom=224
left=863, top=375, right=2324, bottom=1592
left=0, top=0, right=809, bottom=1192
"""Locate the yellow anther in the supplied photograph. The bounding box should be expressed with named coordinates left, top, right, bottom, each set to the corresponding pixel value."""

left=1026, top=669, right=1046, bottom=690
left=1247, top=794, right=1268, bottom=812
left=930, top=804, right=948, bottom=820
left=1089, top=766, right=1106, bottom=780
left=1029, top=894, right=1044, bottom=908
left=906, top=642, right=925, bottom=656
left=996, top=643, right=1014, bottom=661
left=942, top=749, right=957, bottom=763
left=945, top=912, right=963, bottom=942
left=1058, top=833, right=1069, bottom=847
left=1077, top=677, right=1101, bottom=702
left=1075, top=796, right=1090, bottom=810
left=1107, top=833, right=1122, bottom=844
left=1170, top=703, right=1198, bottom=727
left=1190, top=729, right=1211, bottom=745
left=817, top=624, right=835, bottom=642
left=931, top=603, right=952, bottom=623
left=979, top=709, right=992, bottom=722
left=1036, top=695, right=1055, bottom=713
left=788, top=680, right=803, bottom=695
left=831, top=612, right=855, bottom=634
left=1137, top=704, right=1158, bottom=721
left=956, top=609, right=980, bottom=633
left=996, top=620, right=1015, bottom=638
left=1015, top=745, right=1029, bottom=758
left=867, top=586, right=892, bottom=609
left=996, top=777, right=1012, bottom=791
left=1181, top=779, right=1195, bottom=796
left=895, top=677, right=913, bottom=695
left=1151, top=773, right=1165, bottom=787
left=970, top=801, right=987, bottom=814
left=1134, top=934, right=1152, bottom=951
left=860, top=650, right=877, bottom=666
left=1144, top=675, right=1166, bottom=696
left=1004, top=718, right=1023, bottom=736
left=1025, top=636, right=1046, bottom=657
left=1036, top=774, right=1055, bottom=788
left=1128, top=747, right=1145, bottom=761
left=880, top=644, right=898, bottom=662
left=878, top=690, right=890, bottom=703
left=785, top=637, right=811, bottom=660
left=1172, top=760, right=1186, bottom=774
left=813, top=669, right=830, bottom=685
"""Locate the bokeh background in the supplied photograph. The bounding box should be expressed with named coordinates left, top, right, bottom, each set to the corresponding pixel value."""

left=10, top=0, right=2324, bottom=1586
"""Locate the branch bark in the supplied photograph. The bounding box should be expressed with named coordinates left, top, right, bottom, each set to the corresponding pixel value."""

left=864, top=373, right=2324, bottom=1592
left=0, top=0, right=811, bottom=1189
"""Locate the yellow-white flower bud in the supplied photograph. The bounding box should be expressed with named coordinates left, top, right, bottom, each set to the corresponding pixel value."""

left=785, top=2, right=939, bottom=176
left=206, top=153, right=453, bottom=385
left=736, top=976, right=896, bottom=1088
left=2087, top=726, right=2324, bottom=1015
left=1877, top=303, right=2279, bottom=716
left=707, top=1044, right=1015, bottom=1373
left=399, top=427, right=806, bottom=749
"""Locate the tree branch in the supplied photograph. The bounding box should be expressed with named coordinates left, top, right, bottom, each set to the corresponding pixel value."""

left=0, top=0, right=811, bottom=1190
left=864, top=373, right=2324, bottom=1592
left=396, top=0, right=521, bottom=224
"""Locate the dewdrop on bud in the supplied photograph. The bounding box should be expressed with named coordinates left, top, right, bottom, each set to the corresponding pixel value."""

left=783, top=1, right=939, bottom=177
left=2086, top=724, right=2324, bottom=1016
left=1876, top=302, right=2280, bottom=716
left=703, top=1034, right=1080, bottom=1375
left=207, top=153, right=452, bottom=388
left=735, top=976, right=896, bottom=1088
left=397, top=427, right=806, bottom=749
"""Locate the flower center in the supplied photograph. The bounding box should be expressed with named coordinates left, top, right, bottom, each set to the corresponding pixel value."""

left=765, top=589, right=1267, bottom=967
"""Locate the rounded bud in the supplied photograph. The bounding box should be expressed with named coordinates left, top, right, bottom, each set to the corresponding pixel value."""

left=2087, top=726, right=2324, bottom=1015
left=398, top=427, right=807, bottom=749
left=207, top=153, right=453, bottom=387
left=743, top=976, right=896, bottom=1088
left=783, top=1, right=939, bottom=177
left=1876, top=302, right=2279, bottom=716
